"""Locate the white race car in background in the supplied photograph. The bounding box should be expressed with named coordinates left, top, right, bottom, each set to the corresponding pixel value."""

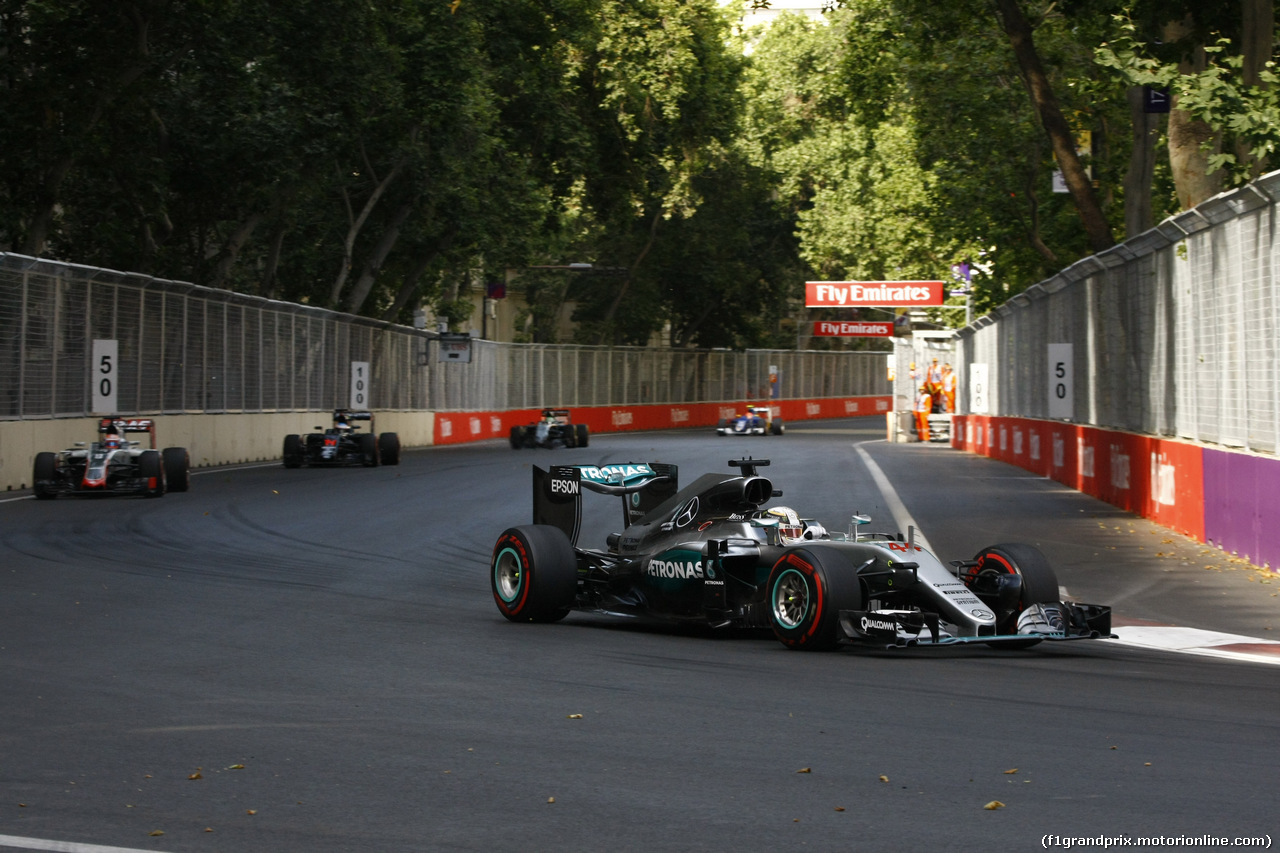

left=32, top=417, right=190, bottom=498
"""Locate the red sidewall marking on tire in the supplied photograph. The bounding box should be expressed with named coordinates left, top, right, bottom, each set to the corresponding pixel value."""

left=493, top=536, right=531, bottom=616
left=969, top=551, right=1016, bottom=585
left=779, top=553, right=824, bottom=644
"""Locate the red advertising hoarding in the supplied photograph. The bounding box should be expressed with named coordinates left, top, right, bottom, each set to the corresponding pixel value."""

left=805, top=280, right=945, bottom=307
left=811, top=320, right=893, bottom=337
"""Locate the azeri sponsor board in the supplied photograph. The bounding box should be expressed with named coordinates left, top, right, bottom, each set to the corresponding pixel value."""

left=805, top=280, right=945, bottom=307
left=951, top=414, right=1209, bottom=547
left=811, top=320, right=894, bottom=337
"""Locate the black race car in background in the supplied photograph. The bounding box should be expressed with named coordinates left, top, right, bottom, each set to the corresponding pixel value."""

left=510, top=409, right=589, bottom=449
left=490, top=457, right=1113, bottom=652
left=32, top=417, right=190, bottom=499
left=282, top=410, right=400, bottom=468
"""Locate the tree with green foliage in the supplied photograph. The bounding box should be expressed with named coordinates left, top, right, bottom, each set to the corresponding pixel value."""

left=3, top=0, right=1273, bottom=343
left=1096, top=0, right=1278, bottom=208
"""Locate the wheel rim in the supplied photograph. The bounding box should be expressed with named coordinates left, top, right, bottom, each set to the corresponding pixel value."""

left=772, top=568, right=810, bottom=629
left=494, top=547, right=524, bottom=603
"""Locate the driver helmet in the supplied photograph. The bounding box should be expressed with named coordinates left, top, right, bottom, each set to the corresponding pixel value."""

left=765, top=506, right=804, bottom=545
left=103, top=435, right=123, bottom=449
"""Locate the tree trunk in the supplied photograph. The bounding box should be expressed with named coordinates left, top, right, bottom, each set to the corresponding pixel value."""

left=1164, top=17, right=1223, bottom=209
left=1239, top=0, right=1274, bottom=178
left=595, top=208, right=662, bottom=345
left=994, top=0, right=1114, bottom=253
left=260, top=223, right=287, bottom=299
left=209, top=212, right=264, bottom=290
left=380, top=228, right=457, bottom=322
left=380, top=252, right=438, bottom=322
left=1123, top=85, right=1160, bottom=237
left=1021, top=143, right=1057, bottom=263
left=328, top=156, right=408, bottom=308
left=344, top=201, right=415, bottom=314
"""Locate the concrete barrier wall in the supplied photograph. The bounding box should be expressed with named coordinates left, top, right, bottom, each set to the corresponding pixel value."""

left=0, top=412, right=436, bottom=493
left=1, top=396, right=893, bottom=493
left=953, top=414, right=1279, bottom=570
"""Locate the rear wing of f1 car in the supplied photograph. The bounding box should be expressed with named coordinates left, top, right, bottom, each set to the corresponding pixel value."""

left=99, top=417, right=157, bottom=449
left=533, top=462, right=679, bottom=546
left=330, top=409, right=375, bottom=430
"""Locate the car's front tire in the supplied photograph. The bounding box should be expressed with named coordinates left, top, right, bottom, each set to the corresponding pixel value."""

left=138, top=450, right=165, bottom=497
left=162, top=447, right=190, bottom=492
left=509, top=426, right=524, bottom=449
left=491, top=525, right=578, bottom=623
left=282, top=435, right=304, bottom=468
left=378, top=432, right=401, bottom=465
left=964, top=543, right=1060, bottom=648
left=575, top=423, right=589, bottom=448
left=358, top=432, right=379, bottom=467
left=32, top=452, right=57, bottom=499
left=768, top=546, right=863, bottom=651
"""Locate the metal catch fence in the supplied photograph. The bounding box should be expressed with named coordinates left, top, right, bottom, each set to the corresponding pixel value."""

left=954, top=170, right=1280, bottom=455
left=0, top=253, right=890, bottom=420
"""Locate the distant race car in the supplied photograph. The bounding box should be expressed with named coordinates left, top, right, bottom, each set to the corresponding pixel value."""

left=510, top=409, right=589, bottom=449
left=282, top=410, right=400, bottom=468
left=490, top=457, right=1113, bottom=652
left=32, top=417, right=190, bottom=499
left=716, top=404, right=783, bottom=436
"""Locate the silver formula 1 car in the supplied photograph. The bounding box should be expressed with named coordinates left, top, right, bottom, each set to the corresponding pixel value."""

left=32, top=417, right=190, bottom=499
left=490, top=458, right=1113, bottom=651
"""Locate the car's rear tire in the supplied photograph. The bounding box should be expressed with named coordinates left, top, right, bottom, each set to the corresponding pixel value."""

left=33, top=452, right=58, bottom=499
left=964, top=543, right=1060, bottom=648
left=283, top=434, right=304, bottom=468
left=491, top=525, right=578, bottom=623
left=358, top=432, right=379, bottom=467
left=768, top=546, right=863, bottom=651
left=575, top=423, right=589, bottom=448
left=138, top=450, right=165, bottom=497
left=771, top=420, right=785, bottom=436
left=162, top=447, right=190, bottom=492
left=509, top=426, right=524, bottom=449
left=378, top=432, right=401, bottom=465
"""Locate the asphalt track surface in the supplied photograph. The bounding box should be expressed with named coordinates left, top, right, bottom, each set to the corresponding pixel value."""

left=2, top=417, right=1278, bottom=852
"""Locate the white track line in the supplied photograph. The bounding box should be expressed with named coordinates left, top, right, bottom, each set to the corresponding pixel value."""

left=0, top=834, right=172, bottom=853
left=854, top=444, right=935, bottom=554
left=1109, top=626, right=1280, bottom=667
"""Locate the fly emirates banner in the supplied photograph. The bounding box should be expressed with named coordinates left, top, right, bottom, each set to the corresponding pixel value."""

left=805, top=281, right=945, bottom=307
